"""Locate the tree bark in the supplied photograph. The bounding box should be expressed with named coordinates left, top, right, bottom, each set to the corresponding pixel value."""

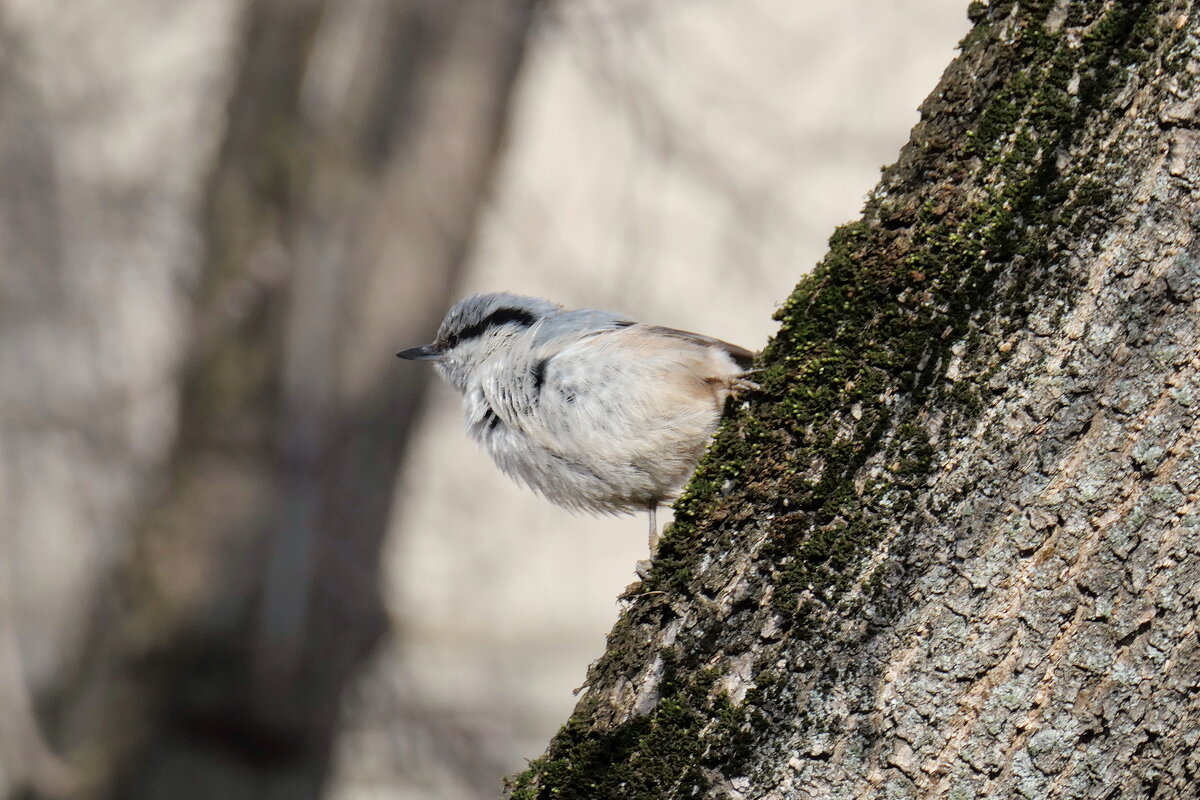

left=510, top=2, right=1200, bottom=798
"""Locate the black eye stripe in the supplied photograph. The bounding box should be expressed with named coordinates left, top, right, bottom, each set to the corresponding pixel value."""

left=444, top=307, right=537, bottom=348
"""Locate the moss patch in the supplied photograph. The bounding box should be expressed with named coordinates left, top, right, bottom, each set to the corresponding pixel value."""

left=508, top=659, right=719, bottom=800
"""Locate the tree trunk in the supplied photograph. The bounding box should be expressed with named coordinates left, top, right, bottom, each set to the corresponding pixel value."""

left=509, top=2, right=1200, bottom=798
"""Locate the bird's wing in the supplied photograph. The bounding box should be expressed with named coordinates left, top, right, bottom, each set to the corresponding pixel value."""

left=528, top=308, right=634, bottom=348
left=638, top=325, right=755, bottom=370
left=533, top=311, right=754, bottom=370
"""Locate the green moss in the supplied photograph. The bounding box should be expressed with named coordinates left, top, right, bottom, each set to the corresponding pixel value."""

left=509, top=3, right=1175, bottom=797
left=507, top=660, right=723, bottom=800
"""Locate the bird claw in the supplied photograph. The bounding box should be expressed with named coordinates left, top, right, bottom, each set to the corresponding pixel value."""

left=730, top=376, right=762, bottom=396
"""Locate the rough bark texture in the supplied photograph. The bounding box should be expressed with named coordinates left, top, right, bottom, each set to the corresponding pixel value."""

left=510, top=2, right=1200, bottom=798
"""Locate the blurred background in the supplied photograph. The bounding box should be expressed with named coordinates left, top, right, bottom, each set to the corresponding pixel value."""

left=0, top=1, right=967, bottom=798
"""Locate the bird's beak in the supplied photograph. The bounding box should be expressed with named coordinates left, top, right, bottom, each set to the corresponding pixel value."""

left=396, top=343, right=442, bottom=361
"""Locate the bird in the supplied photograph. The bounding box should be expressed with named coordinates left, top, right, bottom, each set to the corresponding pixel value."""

left=398, top=292, right=756, bottom=552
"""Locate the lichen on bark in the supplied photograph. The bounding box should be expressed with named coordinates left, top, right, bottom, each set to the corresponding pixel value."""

left=510, top=1, right=1200, bottom=798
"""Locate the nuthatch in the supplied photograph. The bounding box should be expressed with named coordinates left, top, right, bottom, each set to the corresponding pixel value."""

left=398, top=292, right=755, bottom=550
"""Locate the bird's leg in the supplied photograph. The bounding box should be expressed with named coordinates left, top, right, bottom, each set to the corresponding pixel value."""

left=647, top=501, right=659, bottom=554
left=635, top=502, right=660, bottom=581
left=730, top=369, right=762, bottom=397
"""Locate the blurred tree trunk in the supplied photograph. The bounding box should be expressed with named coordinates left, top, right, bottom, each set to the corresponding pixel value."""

left=41, top=1, right=537, bottom=798
left=511, top=2, right=1200, bottom=798
left=0, top=17, right=76, bottom=797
